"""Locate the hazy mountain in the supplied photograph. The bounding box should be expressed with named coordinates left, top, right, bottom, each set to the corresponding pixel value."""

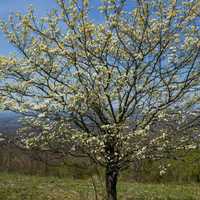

left=0, top=111, right=21, bottom=135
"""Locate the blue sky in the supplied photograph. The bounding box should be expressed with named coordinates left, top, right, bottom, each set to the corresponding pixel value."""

left=0, top=0, right=59, bottom=55
left=0, top=0, right=102, bottom=55
left=0, top=0, right=134, bottom=56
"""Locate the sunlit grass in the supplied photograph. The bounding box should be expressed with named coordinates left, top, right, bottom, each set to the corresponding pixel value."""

left=0, top=172, right=200, bottom=200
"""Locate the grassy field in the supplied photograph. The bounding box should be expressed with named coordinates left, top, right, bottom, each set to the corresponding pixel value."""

left=0, top=172, right=200, bottom=200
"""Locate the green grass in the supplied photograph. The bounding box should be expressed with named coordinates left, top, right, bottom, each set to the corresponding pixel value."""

left=0, top=172, right=200, bottom=200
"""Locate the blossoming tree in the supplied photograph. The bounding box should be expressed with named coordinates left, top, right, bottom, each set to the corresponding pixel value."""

left=0, top=0, right=200, bottom=199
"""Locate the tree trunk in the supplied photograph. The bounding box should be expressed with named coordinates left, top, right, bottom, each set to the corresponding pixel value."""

left=105, top=165, right=119, bottom=200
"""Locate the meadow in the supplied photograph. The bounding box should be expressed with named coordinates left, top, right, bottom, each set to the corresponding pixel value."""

left=0, top=172, right=200, bottom=200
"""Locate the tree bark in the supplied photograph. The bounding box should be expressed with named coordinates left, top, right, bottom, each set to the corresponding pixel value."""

left=105, top=165, right=119, bottom=200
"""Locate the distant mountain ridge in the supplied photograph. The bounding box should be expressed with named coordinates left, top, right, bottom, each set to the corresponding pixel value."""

left=0, top=111, right=21, bottom=135
left=0, top=110, right=199, bottom=136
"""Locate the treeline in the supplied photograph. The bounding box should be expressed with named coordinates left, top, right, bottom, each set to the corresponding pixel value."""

left=1, top=141, right=200, bottom=183
left=123, top=150, right=200, bottom=183
left=0, top=141, right=98, bottom=178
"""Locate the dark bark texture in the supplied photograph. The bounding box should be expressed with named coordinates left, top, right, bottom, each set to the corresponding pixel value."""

left=105, top=165, right=119, bottom=200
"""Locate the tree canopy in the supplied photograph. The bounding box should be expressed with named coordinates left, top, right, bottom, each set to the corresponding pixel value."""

left=0, top=0, right=200, bottom=199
